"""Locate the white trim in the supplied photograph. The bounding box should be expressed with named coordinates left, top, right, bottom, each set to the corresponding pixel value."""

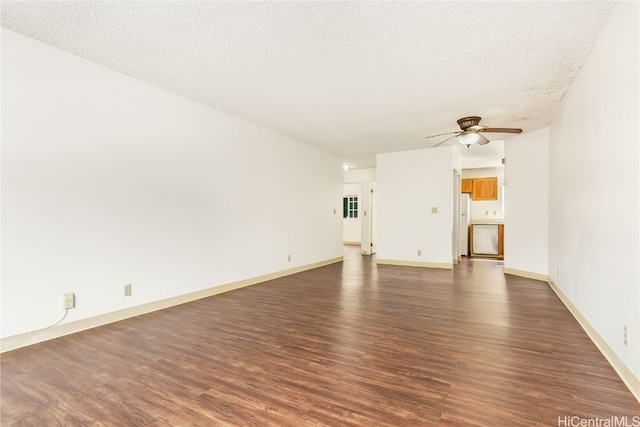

left=503, top=267, right=548, bottom=282
left=0, top=257, right=343, bottom=353
left=547, top=279, right=640, bottom=403
left=376, top=259, right=454, bottom=270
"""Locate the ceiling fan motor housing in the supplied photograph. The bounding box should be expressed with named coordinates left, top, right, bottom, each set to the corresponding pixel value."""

left=457, top=116, right=481, bottom=130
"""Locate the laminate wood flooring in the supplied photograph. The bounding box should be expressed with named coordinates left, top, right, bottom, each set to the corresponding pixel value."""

left=2, top=247, right=639, bottom=426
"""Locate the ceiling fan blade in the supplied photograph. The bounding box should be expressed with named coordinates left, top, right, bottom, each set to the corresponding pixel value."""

left=477, top=133, right=491, bottom=145
left=432, top=134, right=459, bottom=147
left=425, top=131, right=460, bottom=139
left=480, top=127, right=523, bottom=134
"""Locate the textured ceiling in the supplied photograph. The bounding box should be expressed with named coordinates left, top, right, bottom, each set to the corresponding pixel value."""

left=1, top=1, right=616, bottom=168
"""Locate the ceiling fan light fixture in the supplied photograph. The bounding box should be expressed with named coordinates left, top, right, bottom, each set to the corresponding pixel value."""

left=458, top=131, right=480, bottom=146
left=425, top=116, right=521, bottom=148
left=456, top=116, right=482, bottom=130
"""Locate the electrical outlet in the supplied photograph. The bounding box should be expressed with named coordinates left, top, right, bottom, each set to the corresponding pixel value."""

left=61, top=292, right=75, bottom=310
left=431, top=207, right=438, bottom=214
left=623, top=326, right=629, bottom=346
left=417, top=249, right=422, bottom=256
left=124, top=284, right=132, bottom=297
left=288, top=254, right=291, bottom=262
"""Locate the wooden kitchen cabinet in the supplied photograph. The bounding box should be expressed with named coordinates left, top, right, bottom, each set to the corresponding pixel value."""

left=471, top=177, right=498, bottom=201
left=460, top=177, right=498, bottom=200
left=461, top=179, right=473, bottom=193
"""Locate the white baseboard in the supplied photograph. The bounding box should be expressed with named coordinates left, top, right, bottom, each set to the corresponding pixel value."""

left=376, top=258, right=454, bottom=269
left=503, top=267, right=638, bottom=402
left=503, top=267, right=548, bottom=282
left=547, top=279, right=640, bottom=403
left=0, top=256, right=343, bottom=353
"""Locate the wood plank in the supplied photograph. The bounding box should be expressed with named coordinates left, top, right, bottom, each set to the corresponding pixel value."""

left=2, top=247, right=638, bottom=425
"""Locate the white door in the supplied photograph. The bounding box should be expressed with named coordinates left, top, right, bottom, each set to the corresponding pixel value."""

left=360, top=182, right=377, bottom=255
left=460, top=193, right=470, bottom=256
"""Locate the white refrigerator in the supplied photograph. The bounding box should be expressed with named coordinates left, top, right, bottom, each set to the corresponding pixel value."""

left=460, top=193, right=471, bottom=256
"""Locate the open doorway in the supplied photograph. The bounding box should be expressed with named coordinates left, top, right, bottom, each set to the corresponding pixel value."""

left=342, top=180, right=377, bottom=256
left=460, top=168, right=505, bottom=260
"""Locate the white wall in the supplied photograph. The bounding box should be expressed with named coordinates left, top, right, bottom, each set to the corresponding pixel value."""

left=376, top=147, right=454, bottom=267
left=343, top=167, right=376, bottom=184
left=462, top=167, right=505, bottom=222
left=504, top=128, right=549, bottom=277
left=548, top=0, right=639, bottom=382
left=1, top=29, right=343, bottom=339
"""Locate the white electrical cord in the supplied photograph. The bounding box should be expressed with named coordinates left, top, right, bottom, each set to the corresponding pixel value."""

left=47, top=308, right=69, bottom=328
left=22, top=307, right=70, bottom=336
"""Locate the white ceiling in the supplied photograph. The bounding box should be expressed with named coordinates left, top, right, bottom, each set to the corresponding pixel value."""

left=1, top=1, right=616, bottom=169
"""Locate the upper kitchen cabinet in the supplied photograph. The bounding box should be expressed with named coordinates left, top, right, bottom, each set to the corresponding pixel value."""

left=461, top=179, right=473, bottom=193
left=472, top=177, right=498, bottom=200
left=461, top=177, right=498, bottom=200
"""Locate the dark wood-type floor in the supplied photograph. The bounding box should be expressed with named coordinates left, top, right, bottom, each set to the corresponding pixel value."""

left=2, top=246, right=639, bottom=426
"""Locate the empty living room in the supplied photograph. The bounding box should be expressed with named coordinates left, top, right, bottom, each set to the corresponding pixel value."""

left=1, top=1, right=639, bottom=426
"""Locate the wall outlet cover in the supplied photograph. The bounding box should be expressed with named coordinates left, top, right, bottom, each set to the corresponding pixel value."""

left=62, top=292, right=75, bottom=309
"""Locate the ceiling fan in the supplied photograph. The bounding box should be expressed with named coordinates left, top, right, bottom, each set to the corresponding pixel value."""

left=425, top=116, right=522, bottom=148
